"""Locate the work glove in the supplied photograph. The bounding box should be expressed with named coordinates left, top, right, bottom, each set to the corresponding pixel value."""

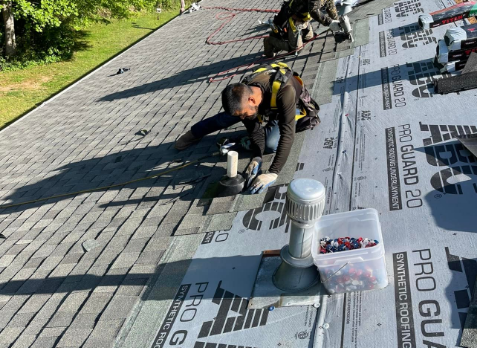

left=249, top=173, right=278, bottom=194
left=329, top=20, right=342, bottom=32
left=244, top=157, right=262, bottom=188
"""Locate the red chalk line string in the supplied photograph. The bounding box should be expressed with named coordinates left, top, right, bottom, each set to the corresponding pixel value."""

left=203, top=7, right=280, bottom=45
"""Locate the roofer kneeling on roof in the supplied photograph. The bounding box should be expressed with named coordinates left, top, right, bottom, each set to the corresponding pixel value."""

left=175, top=62, right=320, bottom=194
left=264, top=0, right=340, bottom=57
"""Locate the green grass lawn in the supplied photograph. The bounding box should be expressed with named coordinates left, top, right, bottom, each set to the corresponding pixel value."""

left=0, top=9, right=182, bottom=130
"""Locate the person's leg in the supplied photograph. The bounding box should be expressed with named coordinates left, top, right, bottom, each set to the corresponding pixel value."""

left=264, top=120, right=280, bottom=154
left=263, top=110, right=300, bottom=153
left=263, top=37, right=275, bottom=58
left=190, top=112, right=240, bottom=138
left=324, top=0, right=339, bottom=20
left=287, top=18, right=301, bottom=51
left=288, top=19, right=308, bottom=51
left=264, top=35, right=290, bottom=58
left=176, top=112, right=240, bottom=150
left=302, top=21, right=314, bottom=42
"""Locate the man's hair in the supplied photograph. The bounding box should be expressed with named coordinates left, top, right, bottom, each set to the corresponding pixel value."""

left=221, top=83, right=253, bottom=115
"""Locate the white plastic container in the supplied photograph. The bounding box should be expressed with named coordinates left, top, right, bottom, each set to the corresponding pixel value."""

left=311, top=208, right=388, bottom=294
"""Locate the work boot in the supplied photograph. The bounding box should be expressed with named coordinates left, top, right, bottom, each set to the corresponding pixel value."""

left=175, top=130, right=201, bottom=150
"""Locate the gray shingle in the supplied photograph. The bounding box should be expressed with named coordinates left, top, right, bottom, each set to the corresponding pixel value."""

left=79, top=293, right=113, bottom=315
left=31, top=336, right=60, bottom=348
left=0, top=327, right=26, bottom=346
left=100, top=295, right=139, bottom=320
left=111, top=252, right=140, bottom=269
left=10, top=334, right=36, bottom=348
left=206, top=195, right=236, bottom=215
left=68, top=313, right=96, bottom=329
left=46, top=312, right=75, bottom=328
left=56, top=328, right=93, bottom=347
left=204, top=212, right=236, bottom=232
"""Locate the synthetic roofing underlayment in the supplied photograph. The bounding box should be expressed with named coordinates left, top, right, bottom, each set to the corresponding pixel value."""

left=122, top=0, right=477, bottom=347
left=0, top=0, right=476, bottom=347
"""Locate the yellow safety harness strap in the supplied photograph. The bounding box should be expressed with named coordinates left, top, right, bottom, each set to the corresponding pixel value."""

left=270, top=67, right=291, bottom=109
left=296, top=108, right=307, bottom=120
left=299, top=12, right=311, bottom=21
left=288, top=17, right=297, bottom=32
left=293, top=75, right=306, bottom=120
left=270, top=79, right=282, bottom=109
left=248, top=62, right=308, bottom=122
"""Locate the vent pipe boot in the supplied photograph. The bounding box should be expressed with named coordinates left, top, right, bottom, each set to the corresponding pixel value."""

left=272, top=179, right=325, bottom=292
left=217, top=151, right=245, bottom=197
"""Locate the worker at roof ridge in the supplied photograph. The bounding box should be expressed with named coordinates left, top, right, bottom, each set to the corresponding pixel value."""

left=175, top=63, right=320, bottom=194
left=264, top=0, right=341, bottom=57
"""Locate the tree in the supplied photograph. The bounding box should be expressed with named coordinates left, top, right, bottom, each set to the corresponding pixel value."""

left=2, top=1, right=16, bottom=57
left=1, top=0, right=158, bottom=62
left=180, top=0, right=185, bottom=14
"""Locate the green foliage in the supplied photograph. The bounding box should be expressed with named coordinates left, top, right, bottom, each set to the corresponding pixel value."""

left=1, top=0, right=169, bottom=67
left=14, top=0, right=78, bottom=32
left=12, top=0, right=159, bottom=29
left=69, top=0, right=158, bottom=28
left=1, top=17, right=78, bottom=70
left=158, top=0, right=181, bottom=10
